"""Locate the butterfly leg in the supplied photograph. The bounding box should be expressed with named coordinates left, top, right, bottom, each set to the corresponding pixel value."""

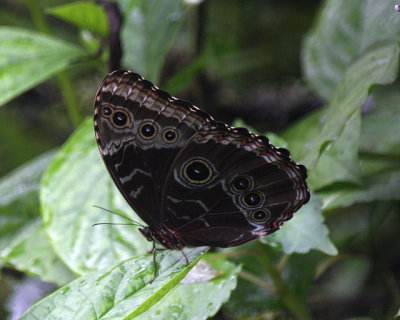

left=150, top=242, right=158, bottom=283
left=180, top=247, right=189, bottom=266
left=147, top=246, right=167, bottom=254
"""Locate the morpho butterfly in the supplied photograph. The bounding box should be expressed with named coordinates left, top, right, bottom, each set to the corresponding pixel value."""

left=94, top=70, right=310, bottom=264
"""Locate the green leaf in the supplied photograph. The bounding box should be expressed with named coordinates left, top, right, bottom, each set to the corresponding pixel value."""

left=119, top=0, right=194, bottom=82
left=0, top=150, right=73, bottom=285
left=136, top=256, right=240, bottom=320
left=360, top=84, right=400, bottom=156
left=0, top=27, right=86, bottom=106
left=284, top=109, right=362, bottom=190
left=262, top=195, right=337, bottom=255
left=47, top=2, right=109, bottom=38
left=301, top=42, right=399, bottom=168
left=309, top=111, right=361, bottom=189
left=320, top=169, right=400, bottom=210
left=282, top=109, right=322, bottom=161
left=302, top=0, right=400, bottom=100
left=20, top=248, right=206, bottom=320
left=0, top=150, right=56, bottom=251
left=41, top=119, right=151, bottom=275
left=0, top=218, right=75, bottom=286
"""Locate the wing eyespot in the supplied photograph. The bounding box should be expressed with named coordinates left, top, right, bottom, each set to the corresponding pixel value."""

left=249, top=209, right=270, bottom=223
left=162, top=128, right=178, bottom=144
left=101, top=105, right=131, bottom=129
left=182, top=158, right=214, bottom=185
left=102, top=106, right=112, bottom=116
left=113, top=111, right=128, bottom=127
left=139, top=121, right=158, bottom=140
left=231, top=176, right=252, bottom=193
left=241, top=191, right=264, bottom=208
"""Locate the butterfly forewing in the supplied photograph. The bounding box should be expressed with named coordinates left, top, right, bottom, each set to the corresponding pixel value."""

left=94, top=70, right=213, bottom=227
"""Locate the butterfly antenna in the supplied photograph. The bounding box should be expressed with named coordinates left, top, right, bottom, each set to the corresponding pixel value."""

left=92, top=222, right=139, bottom=227
left=92, top=205, right=145, bottom=228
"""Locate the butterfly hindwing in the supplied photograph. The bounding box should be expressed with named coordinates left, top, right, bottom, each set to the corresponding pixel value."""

left=160, top=125, right=310, bottom=247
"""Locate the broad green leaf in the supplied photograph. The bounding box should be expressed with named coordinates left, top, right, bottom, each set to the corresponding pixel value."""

left=282, top=109, right=322, bottom=161
left=284, top=83, right=400, bottom=189
left=119, top=0, right=193, bottom=82
left=136, top=256, right=240, bottom=320
left=308, top=111, right=361, bottom=189
left=284, top=109, right=362, bottom=190
left=20, top=248, right=206, bottom=320
left=302, top=42, right=399, bottom=168
left=41, top=119, right=151, bottom=275
left=0, top=218, right=75, bottom=286
left=0, top=150, right=56, bottom=252
left=47, top=2, right=109, bottom=38
left=302, top=0, right=400, bottom=100
left=262, top=195, right=337, bottom=255
left=0, top=27, right=86, bottom=106
left=320, top=169, right=400, bottom=210
left=360, top=84, right=400, bottom=156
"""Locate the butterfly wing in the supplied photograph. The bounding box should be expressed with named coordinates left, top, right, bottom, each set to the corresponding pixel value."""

left=160, top=124, right=310, bottom=247
left=94, top=70, right=213, bottom=226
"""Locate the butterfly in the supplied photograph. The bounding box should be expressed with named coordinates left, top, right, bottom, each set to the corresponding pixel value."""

left=93, top=69, right=310, bottom=264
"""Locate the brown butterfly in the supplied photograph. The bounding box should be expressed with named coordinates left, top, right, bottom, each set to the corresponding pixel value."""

left=94, top=70, right=310, bottom=276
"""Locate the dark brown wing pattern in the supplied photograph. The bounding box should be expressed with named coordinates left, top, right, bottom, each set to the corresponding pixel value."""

left=94, top=70, right=213, bottom=227
left=160, top=124, right=310, bottom=247
left=94, top=69, right=310, bottom=249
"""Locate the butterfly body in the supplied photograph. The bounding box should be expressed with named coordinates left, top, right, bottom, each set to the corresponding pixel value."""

left=94, top=70, right=310, bottom=250
left=139, top=226, right=184, bottom=250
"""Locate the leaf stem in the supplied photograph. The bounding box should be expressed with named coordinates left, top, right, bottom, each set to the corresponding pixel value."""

left=25, top=0, right=83, bottom=127
left=277, top=253, right=290, bottom=272
left=239, top=270, right=276, bottom=293
left=256, top=243, right=312, bottom=320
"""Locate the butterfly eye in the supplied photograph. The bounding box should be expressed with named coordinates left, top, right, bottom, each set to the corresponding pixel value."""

left=162, top=129, right=178, bottom=143
left=183, top=158, right=214, bottom=185
left=250, top=209, right=270, bottom=223
left=112, top=111, right=128, bottom=127
left=231, top=176, right=251, bottom=193
left=241, top=191, right=264, bottom=208
left=102, top=106, right=112, bottom=116
left=139, top=121, right=158, bottom=139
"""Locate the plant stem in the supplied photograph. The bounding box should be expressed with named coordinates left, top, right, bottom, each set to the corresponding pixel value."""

left=256, top=242, right=312, bottom=320
left=25, top=0, right=82, bottom=127
left=55, top=72, right=83, bottom=126
left=239, top=270, right=276, bottom=293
